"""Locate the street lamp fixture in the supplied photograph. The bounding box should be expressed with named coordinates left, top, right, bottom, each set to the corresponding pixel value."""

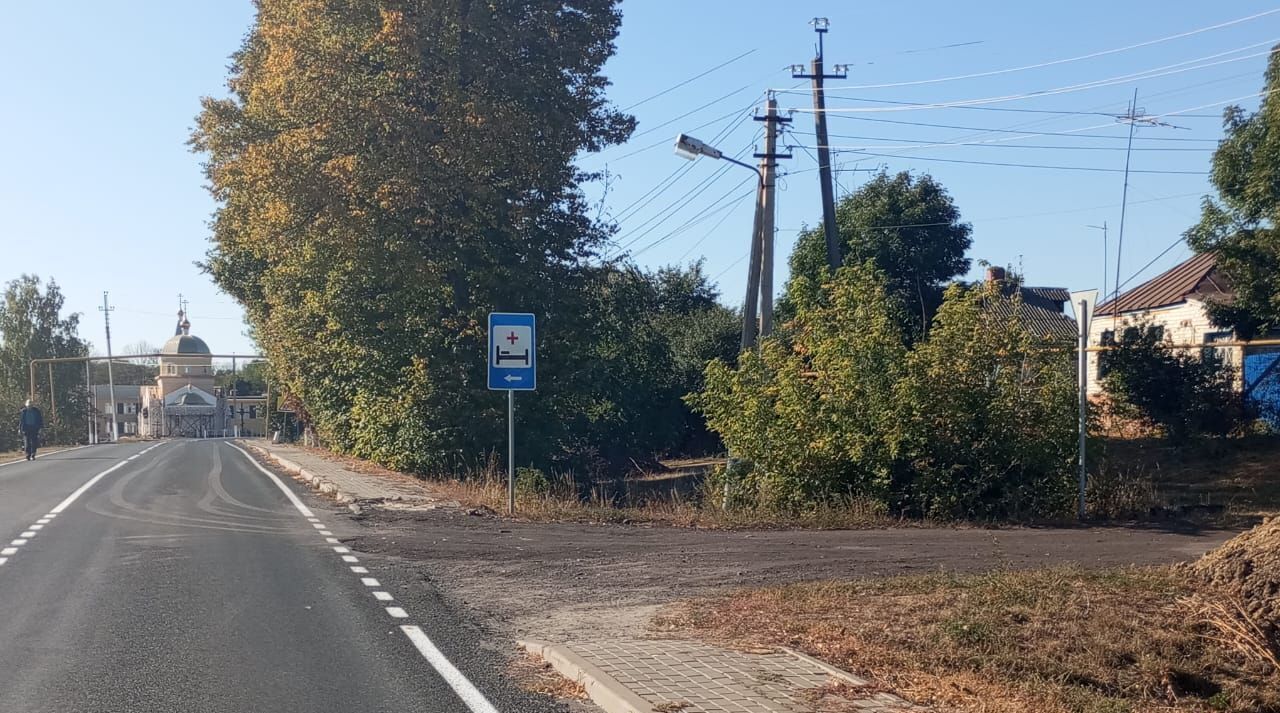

left=674, top=133, right=759, bottom=179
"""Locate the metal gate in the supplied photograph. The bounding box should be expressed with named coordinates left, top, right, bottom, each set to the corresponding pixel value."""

left=1244, top=346, right=1280, bottom=427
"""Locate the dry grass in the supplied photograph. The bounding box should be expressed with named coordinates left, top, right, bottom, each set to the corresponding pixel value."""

left=506, top=652, right=588, bottom=701
left=656, top=566, right=1279, bottom=713
left=425, top=470, right=901, bottom=530
left=1095, top=436, right=1280, bottom=524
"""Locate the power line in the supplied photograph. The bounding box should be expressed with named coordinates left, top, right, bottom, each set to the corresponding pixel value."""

left=816, top=89, right=1280, bottom=153
left=611, top=108, right=754, bottom=223
left=789, top=131, right=1214, bottom=152
left=824, top=148, right=1208, bottom=174
left=676, top=194, right=752, bottom=261
left=622, top=49, right=758, bottom=111
left=790, top=44, right=1279, bottom=114
left=776, top=8, right=1280, bottom=92
left=819, top=94, right=1227, bottom=119
left=824, top=112, right=1220, bottom=142
left=619, top=174, right=757, bottom=254
left=632, top=184, right=757, bottom=258
left=602, top=103, right=754, bottom=163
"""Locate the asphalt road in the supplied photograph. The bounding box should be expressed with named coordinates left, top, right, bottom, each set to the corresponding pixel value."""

left=0, top=440, right=555, bottom=713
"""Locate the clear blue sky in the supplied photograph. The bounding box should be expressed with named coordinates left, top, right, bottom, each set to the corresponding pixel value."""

left=2, top=2, right=1277, bottom=357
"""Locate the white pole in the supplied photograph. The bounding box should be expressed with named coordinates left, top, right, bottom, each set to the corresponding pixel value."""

left=507, top=390, right=515, bottom=516
left=1077, top=300, right=1089, bottom=520
left=85, top=361, right=93, bottom=444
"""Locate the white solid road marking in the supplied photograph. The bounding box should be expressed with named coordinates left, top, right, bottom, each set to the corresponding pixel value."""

left=350, top=566, right=369, bottom=574
left=1, top=548, right=16, bottom=556
left=385, top=607, right=408, bottom=619
left=401, top=625, right=500, bottom=713
left=227, top=443, right=316, bottom=518
left=361, top=577, right=380, bottom=587
left=373, top=591, right=394, bottom=602
left=341, top=555, right=359, bottom=563
left=333, top=546, right=350, bottom=554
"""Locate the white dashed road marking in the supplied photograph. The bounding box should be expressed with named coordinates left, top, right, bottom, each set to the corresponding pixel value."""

left=1, top=548, right=16, bottom=556
left=229, top=443, right=502, bottom=713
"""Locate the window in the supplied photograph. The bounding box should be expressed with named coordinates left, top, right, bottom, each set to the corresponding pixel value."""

left=116, top=402, right=124, bottom=415
left=167, top=365, right=176, bottom=375
left=1203, top=331, right=1235, bottom=366
left=1098, top=330, right=1116, bottom=379
left=249, top=406, right=258, bottom=419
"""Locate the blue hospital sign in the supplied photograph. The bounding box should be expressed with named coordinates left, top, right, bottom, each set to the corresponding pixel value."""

left=488, top=313, right=536, bottom=390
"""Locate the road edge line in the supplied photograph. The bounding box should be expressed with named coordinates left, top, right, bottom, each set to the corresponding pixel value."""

left=0, top=444, right=94, bottom=469
left=518, top=639, right=656, bottom=713
left=227, top=443, right=316, bottom=518
left=402, top=625, right=501, bottom=713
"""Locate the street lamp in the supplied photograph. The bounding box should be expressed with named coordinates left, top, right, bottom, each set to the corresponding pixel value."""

left=674, top=133, right=765, bottom=352
left=675, top=133, right=761, bottom=180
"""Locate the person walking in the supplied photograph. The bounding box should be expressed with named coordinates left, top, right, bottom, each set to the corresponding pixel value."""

left=18, top=400, right=43, bottom=461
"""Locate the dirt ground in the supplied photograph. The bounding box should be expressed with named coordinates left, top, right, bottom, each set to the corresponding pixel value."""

left=347, top=507, right=1239, bottom=645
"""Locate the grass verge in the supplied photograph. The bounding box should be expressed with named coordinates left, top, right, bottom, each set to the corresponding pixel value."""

left=655, top=566, right=1279, bottom=713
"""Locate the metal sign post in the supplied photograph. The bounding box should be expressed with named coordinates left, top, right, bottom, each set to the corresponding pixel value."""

left=488, top=313, right=537, bottom=515
left=1070, top=290, right=1099, bottom=520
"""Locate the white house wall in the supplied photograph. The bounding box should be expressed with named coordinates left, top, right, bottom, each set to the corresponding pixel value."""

left=1086, top=297, right=1240, bottom=396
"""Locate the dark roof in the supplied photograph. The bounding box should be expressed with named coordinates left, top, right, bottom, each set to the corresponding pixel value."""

left=162, top=334, right=211, bottom=355
left=986, top=285, right=1078, bottom=340
left=177, top=391, right=210, bottom=406
left=1096, top=252, right=1220, bottom=316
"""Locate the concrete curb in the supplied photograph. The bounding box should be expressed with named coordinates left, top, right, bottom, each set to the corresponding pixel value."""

left=778, top=646, right=870, bottom=686
left=518, top=640, right=655, bottom=713
left=238, top=441, right=360, bottom=506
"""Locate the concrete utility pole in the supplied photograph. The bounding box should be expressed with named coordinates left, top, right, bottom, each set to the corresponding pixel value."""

left=99, top=292, right=118, bottom=443
left=754, top=96, right=791, bottom=338
left=85, top=361, right=93, bottom=444
left=792, top=18, right=848, bottom=272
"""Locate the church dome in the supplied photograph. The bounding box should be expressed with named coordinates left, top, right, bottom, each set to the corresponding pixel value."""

left=162, top=309, right=211, bottom=355
left=162, top=334, right=212, bottom=355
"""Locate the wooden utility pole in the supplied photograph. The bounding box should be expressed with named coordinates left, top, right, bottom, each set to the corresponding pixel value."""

left=755, top=96, right=791, bottom=338
left=792, top=18, right=847, bottom=272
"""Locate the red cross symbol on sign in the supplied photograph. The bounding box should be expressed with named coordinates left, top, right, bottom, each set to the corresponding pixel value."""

left=506, top=331, right=520, bottom=345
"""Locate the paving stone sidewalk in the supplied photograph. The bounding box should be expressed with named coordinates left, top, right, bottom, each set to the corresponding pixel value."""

left=523, top=638, right=925, bottom=713
left=241, top=439, right=438, bottom=504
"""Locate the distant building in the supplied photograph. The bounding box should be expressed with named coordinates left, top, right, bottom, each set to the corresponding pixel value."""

left=114, top=309, right=272, bottom=438
left=1085, top=253, right=1280, bottom=422
left=982, top=266, right=1078, bottom=341
left=91, top=385, right=142, bottom=439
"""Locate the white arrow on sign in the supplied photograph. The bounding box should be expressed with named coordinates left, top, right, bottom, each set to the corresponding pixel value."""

left=504, top=374, right=523, bottom=382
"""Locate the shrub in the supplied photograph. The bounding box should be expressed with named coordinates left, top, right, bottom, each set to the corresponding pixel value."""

left=1103, top=325, right=1249, bottom=443
left=691, top=267, right=1079, bottom=519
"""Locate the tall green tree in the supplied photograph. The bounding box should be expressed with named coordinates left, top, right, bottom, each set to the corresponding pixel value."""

left=788, top=170, right=972, bottom=339
left=0, top=275, right=89, bottom=447
left=193, top=1, right=637, bottom=473
left=1185, top=46, right=1280, bottom=338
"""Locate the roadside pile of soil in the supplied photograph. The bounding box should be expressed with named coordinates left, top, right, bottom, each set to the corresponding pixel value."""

left=1190, top=516, right=1280, bottom=668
